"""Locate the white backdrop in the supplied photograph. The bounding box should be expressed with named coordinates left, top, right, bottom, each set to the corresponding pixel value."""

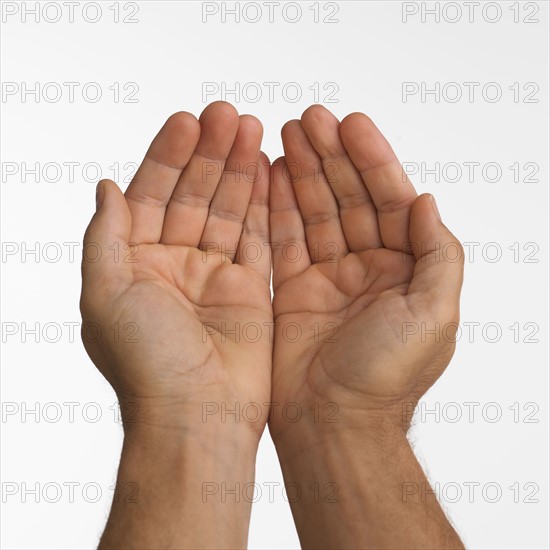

left=1, top=1, right=548, bottom=548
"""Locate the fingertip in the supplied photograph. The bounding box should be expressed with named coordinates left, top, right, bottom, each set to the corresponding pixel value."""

left=196, top=101, right=240, bottom=159
left=301, top=104, right=342, bottom=157
left=97, top=179, right=122, bottom=209
left=301, top=103, right=331, bottom=123
left=270, top=156, right=297, bottom=211
left=100, top=178, right=119, bottom=189
left=410, top=194, right=463, bottom=262
left=339, top=112, right=397, bottom=175
left=408, top=194, right=464, bottom=313
left=428, top=193, right=442, bottom=222
left=164, top=111, right=200, bottom=135
left=147, top=112, right=201, bottom=168
left=250, top=154, right=270, bottom=202
left=95, top=179, right=106, bottom=210
left=340, top=111, right=372, bottom=127
left=200, top=100, right=239, bottom=123
left=339, top=112, right=375, bottom=141
left=199, top=102, right=240, bottom=141
left=98, top=179, right=130, bottom=222
left=224, top=115, right=264, bottom=173
left=234, top=114, right=264, bottom=149
left=281, top=119, right=300, bottom=139
left=271, top=156, right=287, bottom=181
left=258, top=152, right=271, bottom=185
left=409, top=194, right=436, bottom=240
left=270, top=157, right=285, bottom=193
left=414, top=193, right=441, bottom=223
left=239, top=114, right=263, bottom=136
left=86, top=179, right=132, bottom=251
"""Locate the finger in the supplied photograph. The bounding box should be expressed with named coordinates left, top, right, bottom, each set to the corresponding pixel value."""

left=281, top=120, right=348, bottom=263
left=300, top=105, right=382, bottom=251
left=236, top=152, right=271, bottom=282
left=125, top=112, right=200, bottom=244
left=160, top=101, right=240, bottom=246
left=200, top=115, right=263, bottom=261
left=407, top=194, right=464, bottom=319
left=270, top=156, right=311, bottom=290
left=339, top=113, right=417, bottom=252
left=82, top=180, right=133, bottom=305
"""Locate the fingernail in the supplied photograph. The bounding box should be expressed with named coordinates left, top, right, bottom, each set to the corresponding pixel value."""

left=96, top=181, right=105, bottom=210
left=429, top=194, right=441, bottom=222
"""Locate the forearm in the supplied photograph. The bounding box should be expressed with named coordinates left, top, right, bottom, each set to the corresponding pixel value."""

left=100, top=424, right=258, bottom=549
left=273, top=416, right=463, bottom=550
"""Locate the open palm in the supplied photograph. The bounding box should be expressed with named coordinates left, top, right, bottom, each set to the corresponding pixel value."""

left=80, top=103, right=272, bottom=434
left=269, top=106, right=464, bottom=438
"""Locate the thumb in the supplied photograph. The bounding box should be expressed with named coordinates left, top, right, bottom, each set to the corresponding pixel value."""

left=407, top=193, right=464, bottom=318
left=81, top=179, right=133, bottom=299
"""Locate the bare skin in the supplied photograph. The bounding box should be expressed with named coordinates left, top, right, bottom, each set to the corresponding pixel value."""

left=81, top=102, right=272, bottom=548
left=269, top=105, right=464, bottom=548
left=81, top=103, right=465, bottom=549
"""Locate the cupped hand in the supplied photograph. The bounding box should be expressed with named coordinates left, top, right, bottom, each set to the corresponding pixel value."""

left=80, top=102, right=272, bottom=439
left=269, top=105, right=464, bottom=440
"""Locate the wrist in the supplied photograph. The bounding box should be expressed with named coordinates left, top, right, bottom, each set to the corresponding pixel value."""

left=270, top=401, right=410, bottom=462
left=271, top=416, right=463, bottom=550
left=122, top=415, right=261, bottom=468
left=118, top=394, right=266, bottom=448
left=103, top=419, right=259, bottom=549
